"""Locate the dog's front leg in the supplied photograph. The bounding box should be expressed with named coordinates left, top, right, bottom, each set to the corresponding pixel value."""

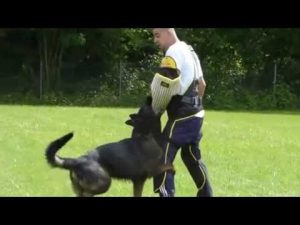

left=133, top=179, right=146, bottom=197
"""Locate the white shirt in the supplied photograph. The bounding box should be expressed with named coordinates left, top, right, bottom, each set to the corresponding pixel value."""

left=165, top=41, right=204, bottom=95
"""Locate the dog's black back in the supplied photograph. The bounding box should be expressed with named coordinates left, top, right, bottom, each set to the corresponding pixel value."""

left=93, top=135, right=163, bottom=180
left=74, top=98, right=165, bottom=180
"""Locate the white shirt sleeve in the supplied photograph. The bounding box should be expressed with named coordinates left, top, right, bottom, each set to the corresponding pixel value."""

left=165, top=45, right=184, bottom=73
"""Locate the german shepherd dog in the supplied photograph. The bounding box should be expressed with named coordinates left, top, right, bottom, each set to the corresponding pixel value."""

left=45, top=97, right=173, bottom=197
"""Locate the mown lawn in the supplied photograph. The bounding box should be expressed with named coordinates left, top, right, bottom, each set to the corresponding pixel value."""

left=0, top=105, right=299, bottom=196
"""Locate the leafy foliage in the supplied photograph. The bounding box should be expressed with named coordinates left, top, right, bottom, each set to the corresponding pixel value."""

left=0, top=28, right=299, bottom=109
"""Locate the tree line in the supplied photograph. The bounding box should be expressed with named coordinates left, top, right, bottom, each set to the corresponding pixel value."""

left=0, top=28, right=299, bottom=109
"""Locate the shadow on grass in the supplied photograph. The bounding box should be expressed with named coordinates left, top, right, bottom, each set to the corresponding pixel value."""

left=0, top=94, right=299, bottom=115
left=207, top=109, right=300, bottom=116
left=1, top=102, right=299, bottom=116
left=0, top=95, right=146, bottom=108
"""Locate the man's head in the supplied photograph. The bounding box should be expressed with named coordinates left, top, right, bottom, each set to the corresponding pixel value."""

left=152, top=28, right=179, bottom=52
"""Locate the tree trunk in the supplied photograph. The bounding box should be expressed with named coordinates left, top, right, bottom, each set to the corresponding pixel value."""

left=38, top=29, right=64, bottom=93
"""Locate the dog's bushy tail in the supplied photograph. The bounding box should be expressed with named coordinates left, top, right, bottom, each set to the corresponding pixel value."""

left=45, top=132, right=78, bottom=170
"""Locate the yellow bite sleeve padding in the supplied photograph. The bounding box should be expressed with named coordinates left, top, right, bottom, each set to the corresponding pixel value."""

left=151, top=72, right=181, bottom=114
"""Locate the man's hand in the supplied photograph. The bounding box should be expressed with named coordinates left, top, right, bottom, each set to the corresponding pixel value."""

left=198, top=78, right=206, bottom=98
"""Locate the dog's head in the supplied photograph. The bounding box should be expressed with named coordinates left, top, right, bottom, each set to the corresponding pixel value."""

left=125, top=96, right=161, bottom=137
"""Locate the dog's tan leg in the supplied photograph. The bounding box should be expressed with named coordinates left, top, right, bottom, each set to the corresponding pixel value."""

left=133, top=180, right=145, bottom=197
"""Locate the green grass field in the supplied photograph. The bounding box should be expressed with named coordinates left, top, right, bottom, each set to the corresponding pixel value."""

left=0, top=105, right=299, bottom=196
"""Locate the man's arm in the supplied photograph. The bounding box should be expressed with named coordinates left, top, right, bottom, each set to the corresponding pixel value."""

left=198, top=78, right=206, bottom=98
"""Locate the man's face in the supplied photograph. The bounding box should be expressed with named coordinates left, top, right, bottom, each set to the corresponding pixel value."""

left=152, top=28, right=169, bottom=52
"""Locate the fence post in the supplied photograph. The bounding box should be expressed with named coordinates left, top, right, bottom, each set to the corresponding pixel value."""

left=40, top=59, right=43, bottom=99
left=272, top=62, right=277, bottom=102
left=119, top=60, right=122, bottom=97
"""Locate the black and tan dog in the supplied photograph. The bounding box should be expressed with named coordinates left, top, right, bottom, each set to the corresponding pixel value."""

left=45, top=97, right=173, bottom=197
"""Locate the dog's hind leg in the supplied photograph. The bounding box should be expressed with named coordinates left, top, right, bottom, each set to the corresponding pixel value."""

left=132, top=179, right=146, bottom=197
